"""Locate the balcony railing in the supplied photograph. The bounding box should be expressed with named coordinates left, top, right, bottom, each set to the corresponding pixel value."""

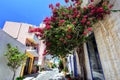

left=26, top=46, right=37, bottom=52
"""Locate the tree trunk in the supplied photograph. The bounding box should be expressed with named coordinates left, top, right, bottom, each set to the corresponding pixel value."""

left=77, top=46, right=87, bottom=80
left=59, top=57, right=65, bottom=69
left=62, top=58, right=67, bottom=70
left=12, top=70, right=16, bottom=80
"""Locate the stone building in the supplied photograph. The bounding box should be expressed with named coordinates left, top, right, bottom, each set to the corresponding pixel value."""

left=67, top=0, right=120, bottom=80
left=83, top=0, right=120, bottom=80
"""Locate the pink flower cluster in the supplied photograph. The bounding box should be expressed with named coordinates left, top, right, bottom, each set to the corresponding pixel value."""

left=29, top=0, right=112, bottom=56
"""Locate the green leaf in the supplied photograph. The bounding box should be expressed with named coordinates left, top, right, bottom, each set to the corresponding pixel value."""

left=103, top=6, right=108, bottom=10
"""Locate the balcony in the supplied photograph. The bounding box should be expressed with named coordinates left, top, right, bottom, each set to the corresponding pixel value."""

left=26, top=46, right=39, bottom=61
left=26, top=46, right=38, bottom=53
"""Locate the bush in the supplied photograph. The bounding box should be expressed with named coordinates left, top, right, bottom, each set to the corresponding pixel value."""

left=16, top=77, right=24, bottom=80
left=52, top=63, right=57, bottom=68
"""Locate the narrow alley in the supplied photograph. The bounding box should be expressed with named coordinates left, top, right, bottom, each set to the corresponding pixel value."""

left=24, top=68, right=65, bottom=80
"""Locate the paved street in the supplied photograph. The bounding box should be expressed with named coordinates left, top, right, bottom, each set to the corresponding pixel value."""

left=24, top=68, right=65, bottom=80
left=35, top=68, right=64, bottom=80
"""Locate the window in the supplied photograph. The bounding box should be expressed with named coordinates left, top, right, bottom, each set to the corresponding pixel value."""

left=87, top=33, right=105, bottom=80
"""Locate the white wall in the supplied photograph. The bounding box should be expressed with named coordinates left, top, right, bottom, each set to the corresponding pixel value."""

left=81, top=0, right=89, bottom=7
left=3, top=21, right=35, bottom=45
left=3, top=21, right=45, bottom=67
left=0, top=30, right=26, bottom=80
left=67, top=54, right=73, bottom=74
left=38, top=40, right=46, bottom=67
left=17, top=23, right=34, bottom=44
left=3, top=21, right=21, bottom=39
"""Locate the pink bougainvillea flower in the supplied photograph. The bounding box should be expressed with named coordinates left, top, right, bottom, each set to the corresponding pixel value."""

left=81, top=18, right=87, bottom=24
left=34, top=28, right=44, bottom=33
left=77, top=14, right=81, bottom=18
left=109, top=4, right=113, bottom=9
left=50, top=16, right=56, bottom=21
left=49, top=4, right=54, bottom=9
left=87, top=21, right=91, bottom=25
left=59, top=38, right=64, bottom=41
left=65, top=14, right=69, bottom=18
left=62, top=12, right=65, bottom=15
left=97, top=7, right=104, bottom=13
left=72, top=14, right=76, bottom=18
left=46, top=25, right=51, bottom=30
left=64, top=41, right=67, bottom=44
left=52, top=8, right=57, bottom=13
left=67, top=29, right=71, bottom=32
left=60, top=20, right=65, bottom=23
left=83, top=7, right=87, bottom=11
left=68, top=5, right=72, bottom=10
left=65, top=0, right=69, bottom=3
left=76, top=1, right=81, bottom=5
left=28, top=28, right=34, bottom=33
left=87, top=27, right=92, bottom=31
left=83, top=31, right=87, bottom=35
left=46, top=42, right=51, bottom=47
left=88, top=4, right=94, bottom=9
left=72, top=21, right=76, bottom=25
left=56, top=3, right=60, bottom=7
left=43, top=49, right=47, bottom=56
left=35, top=33, right=43, bottom=37
left=43, top=17, right=51, bottom=23
left=66, top=35, right=72, bottom=39
left=90, top=9, right=95, bottom=15
left=52, top=9, right=57, bottom=16
left=84, top=15, right=88, bottom=18
left=91, top=0, right=94, bottom=2
left=67, top=15, right=72, bottom=18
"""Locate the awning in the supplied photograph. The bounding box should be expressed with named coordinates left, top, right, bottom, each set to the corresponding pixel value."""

left=26, top=38, right=38, bottom=46
left=27, top=50, right=39, bottom=57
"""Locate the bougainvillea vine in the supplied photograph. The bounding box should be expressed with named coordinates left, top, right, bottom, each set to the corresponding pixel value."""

left=29, top=0, right=114, bottom=57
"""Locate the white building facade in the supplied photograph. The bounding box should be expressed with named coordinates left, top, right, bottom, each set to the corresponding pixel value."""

left=0, top=30, right=26, bottom=80
left=3, top=21, right=46, bottom=75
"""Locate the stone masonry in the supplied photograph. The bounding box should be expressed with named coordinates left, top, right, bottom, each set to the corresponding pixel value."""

left=93, top=0, right=120, bottom=79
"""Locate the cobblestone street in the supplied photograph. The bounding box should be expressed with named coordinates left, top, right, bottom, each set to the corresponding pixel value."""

left=24, top=68, right=65, bottom=80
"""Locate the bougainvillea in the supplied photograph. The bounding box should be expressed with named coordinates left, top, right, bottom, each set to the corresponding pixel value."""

left=29, top=0, right=113, bottom=57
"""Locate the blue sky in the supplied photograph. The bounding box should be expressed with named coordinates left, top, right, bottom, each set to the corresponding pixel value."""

left=0, top=0, right=65, bottom=29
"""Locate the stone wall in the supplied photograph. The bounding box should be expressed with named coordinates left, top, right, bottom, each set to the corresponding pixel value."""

left=93, top=0, right=120, bottom=79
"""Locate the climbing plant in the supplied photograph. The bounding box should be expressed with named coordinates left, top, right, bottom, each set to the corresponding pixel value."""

left=29, top=0, right=115, bottom=57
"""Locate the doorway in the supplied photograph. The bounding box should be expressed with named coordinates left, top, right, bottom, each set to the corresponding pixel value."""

left=87, top=33, right=105, bottom=80
left=23, top=57, right=30, bottom=75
